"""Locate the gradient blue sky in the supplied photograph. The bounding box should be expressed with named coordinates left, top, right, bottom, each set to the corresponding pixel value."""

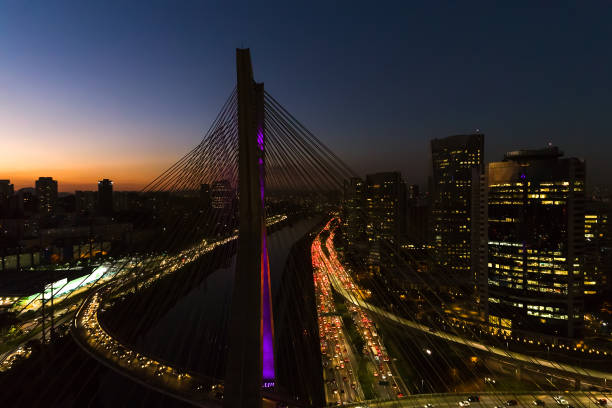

left=1, top=0, right=611, bottom=191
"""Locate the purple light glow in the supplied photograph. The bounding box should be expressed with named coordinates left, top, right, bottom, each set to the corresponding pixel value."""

left=258, top=125, right=275, bottom=382
left=261, top=229, right=275, bottom=380
left=257, top=129, right=264, bottom=151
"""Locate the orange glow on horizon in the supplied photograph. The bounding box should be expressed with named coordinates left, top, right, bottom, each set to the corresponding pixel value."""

left=0, top=97, right=197, bottom=192
left=3, top=163, right=174, bottom=192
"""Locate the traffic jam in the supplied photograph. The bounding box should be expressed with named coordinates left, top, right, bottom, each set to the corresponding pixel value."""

left=312, top=218, right=406, bottom=404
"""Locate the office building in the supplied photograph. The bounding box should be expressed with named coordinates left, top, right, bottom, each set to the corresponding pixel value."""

left=35, top=177, right=58, bottom=216
left=430, top=134, right=484, bottom=279
left=365, top=172, right=406, bottom=274
left=343, top=177, right=366, bottom=248
left=472, top=168, right=488, bottom=311
left=98, top=179, right=114, bottom=216
left=583, top=200, right=611, bottom=300
left=486, top=146, right=585, bottom=338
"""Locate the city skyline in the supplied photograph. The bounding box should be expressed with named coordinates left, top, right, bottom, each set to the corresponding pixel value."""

left=2, top=1, right=612, bottom=191
left=4, top=137, right=611, bottom=194
left=1, top=4, right=611, bottom=407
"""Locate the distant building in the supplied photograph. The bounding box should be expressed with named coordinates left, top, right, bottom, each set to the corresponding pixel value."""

left=0, top=180, right=14, bottom=202
left=583, top=200, right=611, bottom=300
left=114, top=191, right=141, bottom=212
left=35, top=177, right=58, bottom=216
left=365, top=172, right=406, bottom=274
left=200, top=183, right=211, bottom=209
left=406, top=187, right=429, bottom=245
left=486, top=146, right=585, bottom=338
left=0, top=180, right=14, bottom=215
left=343, top=177, right=366, bottom=248
left=10, top=188, right=37, bottom=216
left=98, top=179, right=114, bottom=216
left=75, top=191, right=97, bottom=215
left=430, top=134, right=484, bottom=280
left=472, top=169, right=488, bottom=312
left=211, top=180, right=234, bottom=210
left=407, top=184, right=419, bottom=202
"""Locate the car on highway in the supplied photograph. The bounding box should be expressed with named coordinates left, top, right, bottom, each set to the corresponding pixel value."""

left=459, top=401, right=471, bottom=407
left=468, top=395, right=480, bottom=402
left=533, top=399, right=545, bottom=406
left=506, top=400, right=518, bottom=406
left=424, top=404, right=435, bottom=408
left=596, top=400, right=607, bottom=406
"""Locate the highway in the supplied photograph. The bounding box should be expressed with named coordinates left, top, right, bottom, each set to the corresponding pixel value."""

left=312, top=219, right=408, bottom=404
left=313, top=235, right=364, bottom=404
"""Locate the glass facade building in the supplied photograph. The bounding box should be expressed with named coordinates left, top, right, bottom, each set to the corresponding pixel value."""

left=365, top=172, right=406, bottom=274
left=430, top=134, right=484, bottom=278
left=486, top=147, right=585, bottom=338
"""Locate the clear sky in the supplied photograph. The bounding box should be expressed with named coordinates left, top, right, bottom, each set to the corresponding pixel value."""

left=1, top=1, right=611, bottom=191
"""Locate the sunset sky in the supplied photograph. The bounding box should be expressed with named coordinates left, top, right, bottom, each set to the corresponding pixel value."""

left=2, top=1, right=611, bottom=192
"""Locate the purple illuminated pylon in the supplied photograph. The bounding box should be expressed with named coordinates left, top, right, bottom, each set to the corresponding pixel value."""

left=261, top=228, right=275, bottom=382
left=258, top=126, right=275, bottom=384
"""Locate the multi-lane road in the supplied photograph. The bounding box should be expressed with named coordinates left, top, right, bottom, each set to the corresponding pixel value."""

left=312, top=218, right=408, bottom=405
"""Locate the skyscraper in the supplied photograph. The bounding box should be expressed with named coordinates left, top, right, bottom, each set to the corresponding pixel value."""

left=430, top=134, right=484, bottom=278
left=486, top=146, right=585, bottom=338
left=35, top=177, right=58, bottom=216
left=365, top=172, right=406, bottom=274
left=98, top=179, right=114, bottom=216
left=343, top=177, right=366, bottom=248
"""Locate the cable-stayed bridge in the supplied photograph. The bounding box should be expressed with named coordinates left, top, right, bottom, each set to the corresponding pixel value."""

left=1, top=49, right=610, bottom=408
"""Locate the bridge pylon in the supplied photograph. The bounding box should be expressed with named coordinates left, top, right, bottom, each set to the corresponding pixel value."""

left=225, top=48, right=275, bottom=408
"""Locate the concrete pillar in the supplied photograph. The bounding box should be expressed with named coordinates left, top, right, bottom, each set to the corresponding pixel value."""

left=225, top=48, right=265, bottom=408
